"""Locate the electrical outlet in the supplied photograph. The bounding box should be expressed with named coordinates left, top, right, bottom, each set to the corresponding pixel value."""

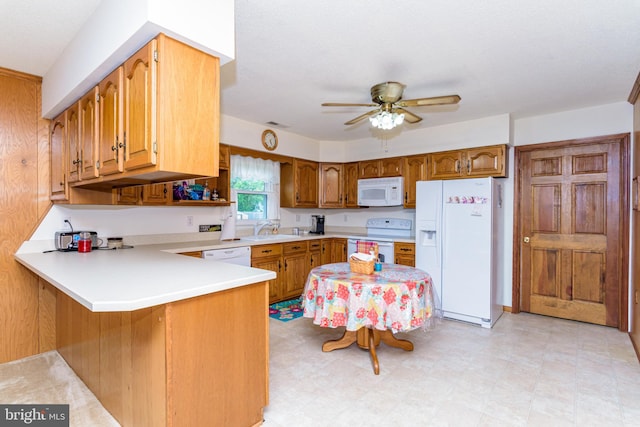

left=296, top=214, right=300, bottom=222
left=344, top=214, right=348, bottom=222
left=186, top=216, right=193, bottom=226
left=63, top=218, right=72, bottom=230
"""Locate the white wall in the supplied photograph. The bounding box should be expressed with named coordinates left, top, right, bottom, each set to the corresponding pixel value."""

left=42, top=0, right=235, bottom=118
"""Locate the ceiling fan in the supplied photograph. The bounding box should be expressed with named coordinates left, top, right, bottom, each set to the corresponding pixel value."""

left=321, top=81, right=461, bottom=129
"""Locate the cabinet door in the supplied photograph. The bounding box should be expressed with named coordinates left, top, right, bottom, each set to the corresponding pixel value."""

left=394, top=242, right=415, bottom=267
left=115, top=186, right=141, bottom=205
left=98, top=66, right=124, bottom=176
left=343, top=162, right=359, bottom=208
left=79, top=87, right=100, bottom=180
left=403, top=155, right=426, bottom=208
left=319, top=163, right=343, bottom=208
left=252, top=257, right=283, bottom=303
left=50, top=113, right=67, bottom=201
left=283, top=252, right=307, bottom=299
left=465, top=145, right=506, bottom=177
left=294, top=159, right=318, bottom=207
left=331, top=238, right=347, bottom=263
left=219, top=143, right=230, bottom=169
left=142, top=183, right=169, bottom=205
left=308, top=240, right=322, bottom=273
left=320, top=239, right=332, bottom=265
left=427, top=150, right=464, bottom=180
left=380, top=157, right=403, bottom=177
left=124, top=38, right=157, bottom=171
left=66, top=103, right=81, bottom=183
left=358, top=160, right=379, bottom=178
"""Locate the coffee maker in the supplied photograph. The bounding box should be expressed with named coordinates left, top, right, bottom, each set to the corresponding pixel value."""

left=310, top=215, right=325, bottom=235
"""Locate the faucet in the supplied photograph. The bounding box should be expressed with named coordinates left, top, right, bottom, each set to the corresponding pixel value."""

left=254, top=220, right=274, bottom=236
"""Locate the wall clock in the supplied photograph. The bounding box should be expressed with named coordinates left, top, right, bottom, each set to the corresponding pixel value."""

left=261, top=129, right=278, bottom=151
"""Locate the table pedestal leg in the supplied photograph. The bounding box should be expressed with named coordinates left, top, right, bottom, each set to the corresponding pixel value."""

left=322, top=328, right=414, bottom=375
left=322, top=330, right=357, bottom=352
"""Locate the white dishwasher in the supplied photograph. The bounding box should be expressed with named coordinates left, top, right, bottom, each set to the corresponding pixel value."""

left=202, top=246, right=251, bottom=266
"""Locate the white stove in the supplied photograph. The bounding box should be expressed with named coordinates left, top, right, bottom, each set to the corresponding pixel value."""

left=347, top=218, right=412, bottom=263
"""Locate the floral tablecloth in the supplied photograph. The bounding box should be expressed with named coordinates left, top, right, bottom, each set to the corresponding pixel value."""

left=303, top=263, right=441, bottom=333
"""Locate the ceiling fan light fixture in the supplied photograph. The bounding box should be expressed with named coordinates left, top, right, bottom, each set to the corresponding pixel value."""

left=369, top=110, right=405, bottom=130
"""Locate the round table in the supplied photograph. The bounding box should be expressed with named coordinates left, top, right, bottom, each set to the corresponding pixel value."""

left=302, top=262, right=439, bottom=374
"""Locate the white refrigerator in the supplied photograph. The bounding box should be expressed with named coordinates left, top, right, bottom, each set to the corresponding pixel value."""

left=415, top=177, right=503, bottom=328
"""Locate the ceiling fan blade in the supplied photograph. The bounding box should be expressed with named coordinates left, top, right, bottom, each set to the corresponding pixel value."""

left=396, top=95, right=461, bottom=107
left=395, top=108, right=422, bottom=123
left=344, top=109, right=379, bottom=125
left=322, top=102, right=378, bottom=107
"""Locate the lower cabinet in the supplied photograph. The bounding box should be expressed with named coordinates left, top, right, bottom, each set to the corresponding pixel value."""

left=320, top=238, right=347, bottom=264
left=251, top=244, right=284, bottom=303
left=394, top=242, right=415, bottom=266
left=282, top=241, right=308, bottom=300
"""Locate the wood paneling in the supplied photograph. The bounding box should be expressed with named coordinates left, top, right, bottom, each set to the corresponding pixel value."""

left=630, top=70, right=640, bottom=359
left=56, top=282, right=268, bottom=426
left=0, top=68, right=50, bottom=363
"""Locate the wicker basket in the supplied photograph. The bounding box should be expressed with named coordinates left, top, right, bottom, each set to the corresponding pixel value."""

left=349, top=255, right=375, bottom=274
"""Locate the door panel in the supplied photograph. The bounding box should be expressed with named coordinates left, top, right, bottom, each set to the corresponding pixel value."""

left=516, top=135, right=628, bottom=328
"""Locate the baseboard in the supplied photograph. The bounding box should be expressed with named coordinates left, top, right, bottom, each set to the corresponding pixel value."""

left=502, top=306, right=512, bottom=313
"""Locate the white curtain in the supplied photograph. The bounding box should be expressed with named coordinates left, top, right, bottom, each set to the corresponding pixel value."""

left=230, top=155, right=280, bottom=219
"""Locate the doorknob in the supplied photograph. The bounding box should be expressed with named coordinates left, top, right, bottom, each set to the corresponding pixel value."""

left=523, top=236, right=530, bottom=243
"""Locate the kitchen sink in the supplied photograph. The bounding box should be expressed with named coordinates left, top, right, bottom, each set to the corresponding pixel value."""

left=240, top=234, right=302, bottom=242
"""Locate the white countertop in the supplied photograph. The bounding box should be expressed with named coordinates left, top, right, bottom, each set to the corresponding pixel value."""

left=14, top=233, right=415, bottom=313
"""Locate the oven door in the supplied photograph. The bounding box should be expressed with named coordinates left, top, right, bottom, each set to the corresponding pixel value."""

left=347, top=238, right=395, bottom=263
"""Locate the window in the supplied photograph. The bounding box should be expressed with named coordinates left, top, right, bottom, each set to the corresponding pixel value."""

left=231, top=155, right=280, bottom=221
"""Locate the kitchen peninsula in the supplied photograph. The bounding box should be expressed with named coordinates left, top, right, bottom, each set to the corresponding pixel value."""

left=15, top=242, right=276, bottom=427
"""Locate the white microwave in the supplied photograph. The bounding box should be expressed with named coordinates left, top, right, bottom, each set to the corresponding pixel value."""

left=357, top=177, right=404, bottom=207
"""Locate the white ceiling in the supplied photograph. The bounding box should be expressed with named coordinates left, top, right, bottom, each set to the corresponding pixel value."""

left=2, top=0, right=640, bottom=142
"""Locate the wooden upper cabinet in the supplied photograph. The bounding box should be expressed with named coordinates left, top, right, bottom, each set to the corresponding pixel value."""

left=98, top=66, right=124, bottom=176
left=427, top=145, right=507, bottom=180
left=79, top=87, right=99, bottom=180
left=359, top=160, right=380, bottom=178
left=380, top=157, right=403, bottom=177
left=123, top=39, right=156, bottom=171
left=465, top=145, right=506, bottom=177
left=359, top=157, right=403, bottom=178
left=281, top=159, right=318, bottom=208
left=344, top=162, right=359, bottom=208
left=403, top=155, right=427, bottom=208
left=66, top=103, right=81, bottom=184
left=50, top=112, right=67, bottom=201
left=319, top=163, right=344, bottom=208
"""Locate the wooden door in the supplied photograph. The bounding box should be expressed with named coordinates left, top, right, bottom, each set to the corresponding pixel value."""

left=124, top=38, right=156, bottom=171
left=319, top=163, right=343, bottom=208
left=515, top=134, right=629, bottom=328
left=403, top=155, right=426, bottom=208
left=79, top=87, right=99, bottom=180
left=98, top=66, right=124, bottom=175
left=344, top=162, right=359, bottom=208
left=253, top=257, right=283, bottom=303
left=283, top=252, right=307, bottom=298
left=320, top=239, right=332, bottom=265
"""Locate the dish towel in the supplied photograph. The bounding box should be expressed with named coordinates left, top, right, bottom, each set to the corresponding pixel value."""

left=356, top=241, right=379, bottom=258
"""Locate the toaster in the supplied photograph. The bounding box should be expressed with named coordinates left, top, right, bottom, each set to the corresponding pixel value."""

left=55, top=231, right=99, bottom=250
